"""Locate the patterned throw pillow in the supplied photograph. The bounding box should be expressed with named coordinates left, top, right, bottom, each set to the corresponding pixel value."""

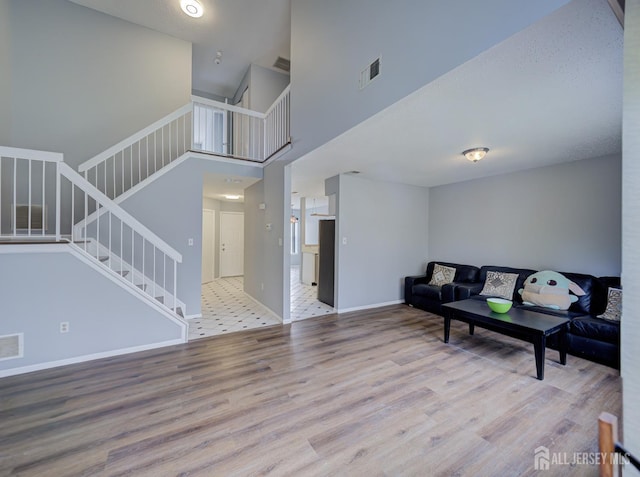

left=428, top=264, right=456, bottom=287
left=598, top=287, right=622, bottom=322
left=479, top=271, right=519, bottom=300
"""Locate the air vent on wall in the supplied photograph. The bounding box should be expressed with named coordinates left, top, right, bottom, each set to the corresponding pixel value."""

left=0, top=333, right=23, bottom=361
left=359, top=56, right=381, bottom=90
left=273, top=56, right=291, bottom=72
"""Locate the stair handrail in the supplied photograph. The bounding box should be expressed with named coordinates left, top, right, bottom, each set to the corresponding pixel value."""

left=58, top=162, right=182, bottom=262
left=78, top=103, right=193, bottom=174
left=191, top=95, right=266, bottom=119
left=263, top=84, right=291, bottom=118
left=0, top=146, right=63, bottom=163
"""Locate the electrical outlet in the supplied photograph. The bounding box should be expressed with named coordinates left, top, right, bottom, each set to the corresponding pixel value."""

left=188, top=238, right=194, bottom=246
left=60, top=322, right=70, bottom=333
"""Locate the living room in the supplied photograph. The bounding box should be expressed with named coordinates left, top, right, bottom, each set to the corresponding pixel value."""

left=1, top=0, right=638, bottom=474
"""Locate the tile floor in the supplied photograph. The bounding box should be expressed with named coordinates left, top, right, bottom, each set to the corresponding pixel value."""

left=188, top=267, right=335, bottom=340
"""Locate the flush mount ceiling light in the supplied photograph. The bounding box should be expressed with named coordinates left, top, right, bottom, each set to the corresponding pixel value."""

left=180, top=0, right=203, bottom=18
left=224, top=194, right=241, bottom=200
left=462, top=147, right=489, bottom=163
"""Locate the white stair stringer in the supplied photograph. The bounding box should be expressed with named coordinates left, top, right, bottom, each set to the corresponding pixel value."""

left=71, top=237, right=186, bottom=318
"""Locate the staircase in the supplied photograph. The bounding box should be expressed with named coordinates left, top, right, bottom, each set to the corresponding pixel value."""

left=0, top=86, right=291, bottom=329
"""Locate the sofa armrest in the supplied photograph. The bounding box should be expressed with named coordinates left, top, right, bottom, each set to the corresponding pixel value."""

left=455, top=283, right=484, bottom=301
left=441, top=283, right=457, bottom=303
left=404, top=275, right=428, bottom=304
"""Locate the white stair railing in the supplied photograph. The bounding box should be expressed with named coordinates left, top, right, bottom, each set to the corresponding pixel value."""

left=1, top=146, right=184, bottom=316
left=77, top=86, right=291, bottom=205
left=78, top=104, right=193, bottom=199
left=0, top=146, right=62, bottom=240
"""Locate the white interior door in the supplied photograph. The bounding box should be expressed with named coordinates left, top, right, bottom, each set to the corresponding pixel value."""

left=220, top=212, right=244, bottom=277
left=202, top=209, right=215, bottom=284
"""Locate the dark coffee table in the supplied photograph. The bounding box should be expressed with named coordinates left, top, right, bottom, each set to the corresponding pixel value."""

left=441, top=299, right=569, bottom=380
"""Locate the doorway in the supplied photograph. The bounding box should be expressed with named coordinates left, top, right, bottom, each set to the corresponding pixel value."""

left=220, top=211, right=244, bottom=277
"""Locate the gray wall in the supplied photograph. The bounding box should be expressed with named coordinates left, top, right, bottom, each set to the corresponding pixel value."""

left=119, top=157, right=262, bottom=317
left=289, top=0, right=571, bottom=161
left=0, top=0, right=11, bottom=145
left=622, top=0, right=640, bottom=468
left=243, top=160, right=289, bottom=319
left=232, top=64, right=289, bottom=112
left=202, top=197, right=245, bottom=279
left=8, top=0, right=191, bottom=168
left=333, top=174, right=429, bottom=311
left=0, top=249, right=183, bottom=375
left=428, top=154, right=622, bottom=276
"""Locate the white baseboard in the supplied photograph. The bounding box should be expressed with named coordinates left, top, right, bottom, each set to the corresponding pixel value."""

left=0, top=339, right=184, bottom=378
left=336, top=300, right=404, bottom=314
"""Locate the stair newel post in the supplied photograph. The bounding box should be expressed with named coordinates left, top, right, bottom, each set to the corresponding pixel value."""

left=55, top=160, right=61, bottom=241
left=173, top=259, right=177, bottom=312
left=190, top=102, right=194, bottom=151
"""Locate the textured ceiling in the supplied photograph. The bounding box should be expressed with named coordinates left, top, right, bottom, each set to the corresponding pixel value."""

left=291, top=0, right=623, bottom=197
left=68, top=0, right=291, bottom=98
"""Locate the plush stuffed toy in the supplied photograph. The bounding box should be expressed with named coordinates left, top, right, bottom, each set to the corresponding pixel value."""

left=519, top=271, right=586, bottom=310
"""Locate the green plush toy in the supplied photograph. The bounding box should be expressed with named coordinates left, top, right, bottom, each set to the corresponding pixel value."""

left=518, top=271, right=585, bottom=310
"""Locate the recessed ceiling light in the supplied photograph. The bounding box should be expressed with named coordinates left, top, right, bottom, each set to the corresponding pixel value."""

left=180, top=0, right=203, bottom=18
left=224, top=194, right=241, bottom=200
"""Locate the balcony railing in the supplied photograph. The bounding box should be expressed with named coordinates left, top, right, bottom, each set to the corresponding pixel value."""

left=78, top=85, right=291, bottom=200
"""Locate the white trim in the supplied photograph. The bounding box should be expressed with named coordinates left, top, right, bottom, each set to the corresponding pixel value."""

left=336, top=300, right=404, bottom=314
left=262, top=143, right=292, bottom=166
left=0, top=146, right=63, bottom=163
left=187, top=151, right=265, bottom=168
left=184, top=313, right=202, bottom=320
left=0, top=339, right=184, bottom=378
left=78, top=104, right=192, bottom=172
left=0, top=243, right=69, bottom=254
left=192, top=95, right=265, bottom=119
left=243, top=291, right=283, bottom=322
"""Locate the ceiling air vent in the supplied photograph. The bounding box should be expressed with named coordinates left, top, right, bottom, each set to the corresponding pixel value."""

left=0, top=333, right=23, bottom=361
left=273, top=56, right=291, bottom=72
left=359, top=56, right=381, bottom=90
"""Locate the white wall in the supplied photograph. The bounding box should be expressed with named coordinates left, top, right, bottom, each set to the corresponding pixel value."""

left=333, top=174, right=429, bottom=311
left=8, top=0, right=191, bottom=168
left=622, top=0, right=640, bottom=470
left=244, top=179, right=266, bottom=305
left=289, top=0, right=571, bottom=161
left=0, top=248, right=184, bottom=376
left=118, top=157, right=262, bottom=318
left=428, top=155, right=621, bottom=276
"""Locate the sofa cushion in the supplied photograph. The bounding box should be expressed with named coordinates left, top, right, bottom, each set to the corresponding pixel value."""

left=598, top=287, right=622, bottom=322
left=570, top=316, right=619, bottom=345
left=516, top=305, right=585, bottom=320
left=412, top=284, right=442, bottom=300
left=478, top=266, right=537, bottom=302
left=428, top=263, right=456, bottom=287
left=479, top=271, right=519, bottom=301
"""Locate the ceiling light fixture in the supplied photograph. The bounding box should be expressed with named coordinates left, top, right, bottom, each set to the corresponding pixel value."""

left=180, top=0, right=203, bottom=18
left=462, top=147, right=489, bottom=163
left=224, top=194, right=241, bottom=200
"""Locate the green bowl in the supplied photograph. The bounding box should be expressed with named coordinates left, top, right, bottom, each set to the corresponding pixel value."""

left=487, top=298, right=512, bottom=313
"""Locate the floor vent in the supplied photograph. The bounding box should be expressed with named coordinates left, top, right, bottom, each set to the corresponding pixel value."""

left=359, top=56, right=381, bottom=90
left=273, top=56, right=291, bottom=72
left=0, top=333, right=23, bottom=361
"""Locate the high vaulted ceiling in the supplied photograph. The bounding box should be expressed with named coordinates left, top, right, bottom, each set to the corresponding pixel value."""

left=68, top=0, right=291, bottom=99
left=291, top=0, right=623, bottom=197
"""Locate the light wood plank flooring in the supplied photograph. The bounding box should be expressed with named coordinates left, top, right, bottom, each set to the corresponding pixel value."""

left=0, top=305, right=621, bottom=476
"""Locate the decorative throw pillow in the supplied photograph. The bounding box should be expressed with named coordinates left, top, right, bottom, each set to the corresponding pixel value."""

left=428, top=264, right=456, bottom=287
left=598, top=287, right=622, bottom=322
left=479, top=271, right=519, bottom=300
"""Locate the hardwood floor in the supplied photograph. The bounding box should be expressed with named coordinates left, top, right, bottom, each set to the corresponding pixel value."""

left=0, top=305, right=621, bottom=476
